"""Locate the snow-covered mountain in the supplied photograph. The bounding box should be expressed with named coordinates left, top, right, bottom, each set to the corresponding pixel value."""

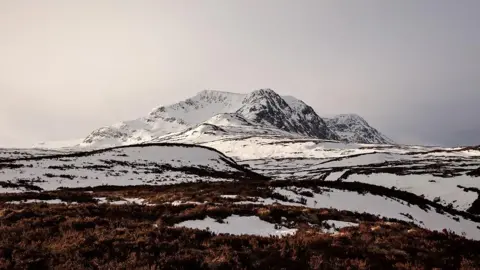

left=80, top=89, right=390, bottom=147
left=325, top=114, right=393, bottom=144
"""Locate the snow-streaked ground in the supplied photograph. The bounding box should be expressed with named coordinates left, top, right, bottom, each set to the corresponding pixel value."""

left=94, top=197, right=155, bottom=206
left=3, top=131, right=480, bottom=241
left=170, top=200, right=205, bottom=206
left=235, top=187, right=480, bottom=240
left=202, top=137, right=384, bottom=160
left=242, top=151, right=479, bottom=180
left=6, top=199, right=75, bottom=204
left=323, top=220, right=359, bottom=234
left=174, top=215, right=297, bottom=237
left=325, top=170, right=347, bottom=181
left=233, top=144, right=480, bottom=214
left=0, top=148, right=70, bottom=160
left=343, top=173, right=480, bottom=211
left=0, top=145, right=246, bottom=193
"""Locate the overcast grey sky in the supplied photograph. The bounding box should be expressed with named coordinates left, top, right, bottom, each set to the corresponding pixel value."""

left=1, top=0, right=479, bottom=147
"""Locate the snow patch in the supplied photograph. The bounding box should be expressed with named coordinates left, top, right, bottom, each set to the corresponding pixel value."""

left=6, top=199, right=76, bottom=204
left=174, top=215, right=297, bottom=237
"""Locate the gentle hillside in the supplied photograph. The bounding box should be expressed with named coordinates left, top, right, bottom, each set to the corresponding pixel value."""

left=0, top=143, right=265, bottom=193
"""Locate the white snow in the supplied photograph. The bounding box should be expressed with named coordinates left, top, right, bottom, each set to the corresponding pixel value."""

left=204, top=113, right=253, bottom=127
left=220, top=195, right=239, bottom=199
left=6, top=199, right=74, bottom=204
left=202, top=137, right=374, bottom=160
left=415, top=150, right=480, bottom=158
left=235, top=187, right=480, bottom=240
left=325, top=170, right=347, bottom=181
left=170, top=200, right=204, bottom=206
left=343, top=173, right=480, bottom=211
left=0, top=145, right=242, bottom=192
left=315, top=153, right=412, bottom=168
left=61, top=89, right=397, bottom=148
left=199, top=136, right=440, bottom=161
left=282, top=96, right=307, bottom=112
left=324, top=114, right=393, bottom=144
left=94, top=197, right=154, bottom=205
left=174, top=215, right=297, bottom=237
left=79, top=90, right=248, bottom=147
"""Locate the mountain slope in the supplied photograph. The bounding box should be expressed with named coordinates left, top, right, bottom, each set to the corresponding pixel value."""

left=325, top=114, right=393, bottom=144
left=78, top=89, right=391, bottom=147
left=237, top=90, right=338, bottom=140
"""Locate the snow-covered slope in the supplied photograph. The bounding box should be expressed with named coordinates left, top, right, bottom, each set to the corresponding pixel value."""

left=236, top=142, right=480, bottom=212
left=80, top=91, right=242, bottom=146
left=78, top=89, right=389, bottom=147
left=246, top=186, right=480, bottom=240
left=0, top=144, right=262, bottom=193
left=324, top=114, right=393, bottom=144
left=156, top=114, right=301, bottom=144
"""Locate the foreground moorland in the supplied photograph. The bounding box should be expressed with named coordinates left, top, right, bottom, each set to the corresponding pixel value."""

left=1, top=182, right=480, bottom=269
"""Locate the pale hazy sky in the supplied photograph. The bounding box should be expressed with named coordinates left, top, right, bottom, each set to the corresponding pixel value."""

left=1, top=0, right=479, bottom=147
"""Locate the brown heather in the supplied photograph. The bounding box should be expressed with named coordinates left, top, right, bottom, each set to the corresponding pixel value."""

left=0, top=180, right=479, bottom=269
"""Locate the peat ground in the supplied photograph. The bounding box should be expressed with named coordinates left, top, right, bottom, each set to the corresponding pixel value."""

left=1, top=180, right=480, bottom=269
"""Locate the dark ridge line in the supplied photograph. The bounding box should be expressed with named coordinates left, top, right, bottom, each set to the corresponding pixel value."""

left=315, top=152, right=381, bottom=165
left=157, top=135, right=290, bottom=146
left=43, top=180, right=265, bottom=193
left=405, top=145, right=480, bottom=156
left=240, top=157, right=328, bottom=162
left=237, top=146, right=480, bottom=164
left=178, top=123, right=228, bottom=134
left=0, top=143, right=233, bottom=163
left=261, top=139, right=340, bottom=145
left=241, top=149, right=414, bottom=164
left=240, top=152, right=378, bottom=163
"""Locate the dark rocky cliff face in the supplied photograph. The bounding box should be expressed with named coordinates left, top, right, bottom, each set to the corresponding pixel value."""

left=236, top=89, right=339, bottom=140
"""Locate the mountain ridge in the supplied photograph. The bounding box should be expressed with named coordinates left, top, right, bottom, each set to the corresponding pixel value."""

left=324, top=114, right=393, bottom=144
left=58, top=89, right=393, bottom=147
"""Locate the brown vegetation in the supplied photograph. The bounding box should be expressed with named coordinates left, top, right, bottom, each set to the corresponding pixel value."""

left=0, top=202, right=480, bottom=269
left=1, top=177, right=480, bottom=269
left=2, top=178, right=476, bottom=223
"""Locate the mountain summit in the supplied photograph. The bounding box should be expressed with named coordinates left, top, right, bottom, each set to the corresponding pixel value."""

left=324, top=114, right=393, bottom=144
left=235, top=89, right=338, bottom=140
left=81, top=89, right=391, bottom=146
